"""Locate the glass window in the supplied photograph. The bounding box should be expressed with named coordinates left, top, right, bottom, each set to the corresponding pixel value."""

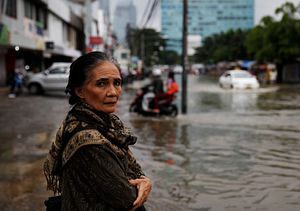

left=49, top=67, right=67, bottom=74
left=121, top=53, right=128, bottom=59
left=0, top=0, right=4, bottom=15
left=24, top=0, right=31, bottom=18
left=6, top=0, right=17, bottom=18
left=24, top=0, right=47, bottom=29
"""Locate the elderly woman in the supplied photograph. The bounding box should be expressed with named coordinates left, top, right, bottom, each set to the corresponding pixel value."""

left=44, top=51, right=152, bottom=211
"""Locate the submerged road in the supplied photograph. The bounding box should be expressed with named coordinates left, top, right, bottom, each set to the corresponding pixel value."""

left=0, top=74, right=300, bottom=210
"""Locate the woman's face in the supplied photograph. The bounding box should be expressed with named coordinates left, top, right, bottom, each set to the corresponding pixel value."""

left=76, top=61, right=122, bottom=113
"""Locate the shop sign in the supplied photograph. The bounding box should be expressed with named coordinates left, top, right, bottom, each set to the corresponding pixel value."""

left=90, top=36, right=103, bottom=45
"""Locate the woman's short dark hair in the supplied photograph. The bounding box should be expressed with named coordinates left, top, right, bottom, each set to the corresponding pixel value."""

left=65, top=51, right=121, bottom=105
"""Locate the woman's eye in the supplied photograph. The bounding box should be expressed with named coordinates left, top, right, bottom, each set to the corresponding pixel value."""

left=97, top=81, right=106, bottom=87
left=114, top=80, right=122, bottom=86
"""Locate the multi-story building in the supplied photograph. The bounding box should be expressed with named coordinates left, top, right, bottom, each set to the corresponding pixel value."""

left=161, top=0, right=254, bottom=55
left=0, top=0, right=47, bottom=86
left=98, top=0, right=117, bottom=55
left=112, top=1, right=137, bottom=46
left=0, top=0, right=87, bottom=86
left=99, top=0, right=110, bottom=19
left=46, top=0, right=84, bottom=64
left=69, top=0, right=103, bottom=53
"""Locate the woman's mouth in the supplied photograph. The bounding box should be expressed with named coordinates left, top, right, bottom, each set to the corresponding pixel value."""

left=104, top=102, right=117, bottom=105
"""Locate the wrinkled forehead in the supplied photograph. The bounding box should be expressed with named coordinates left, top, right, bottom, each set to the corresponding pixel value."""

left=86, top=61, right=121, bottom=81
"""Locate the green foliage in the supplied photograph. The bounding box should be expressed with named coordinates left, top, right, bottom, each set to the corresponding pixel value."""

left=194, top=1, right=300, bottom=70
left=158, top=50, right=180, bottom=65
left=194, top=29, right=249, bottom=63
left=245, top=2, right=300, bottom=64
left=126, top=28, right=169, bottom=66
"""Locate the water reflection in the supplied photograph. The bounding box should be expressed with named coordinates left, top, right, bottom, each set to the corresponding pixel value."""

left=189, top=92, right=258, bottom=113
left=125, top=76, right=300, bottom=210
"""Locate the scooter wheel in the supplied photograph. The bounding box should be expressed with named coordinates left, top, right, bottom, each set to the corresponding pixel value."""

left=170, top=105, right=178, bottom=117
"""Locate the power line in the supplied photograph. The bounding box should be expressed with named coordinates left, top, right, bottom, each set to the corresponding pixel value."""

left=144, top=0, right=159, bottom=27
left=147, top=0, right=160, bottom=28
left=143, top=0, right=159, bottom=28
left=139, top=0, right=153, bottom=28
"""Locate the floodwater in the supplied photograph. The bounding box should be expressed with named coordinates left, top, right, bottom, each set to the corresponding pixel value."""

left=0, top=75, right=299, bottom=211
left=120, top=75, right=300, bottom=211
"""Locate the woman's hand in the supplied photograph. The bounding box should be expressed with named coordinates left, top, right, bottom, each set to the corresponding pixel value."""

left=129, top=176, right=152, bottom=210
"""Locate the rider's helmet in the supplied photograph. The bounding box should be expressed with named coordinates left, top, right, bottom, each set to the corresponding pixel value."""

left=152, top=68, right=162, bottom=76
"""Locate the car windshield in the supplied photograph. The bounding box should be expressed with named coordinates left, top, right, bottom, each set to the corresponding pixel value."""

left=232, top=71, right=252, bottom=78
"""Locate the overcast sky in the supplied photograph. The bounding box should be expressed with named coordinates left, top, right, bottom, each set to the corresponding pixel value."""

left=110, top=0, right=300, bottom=30
left=255, top=0, right=300, bottom=24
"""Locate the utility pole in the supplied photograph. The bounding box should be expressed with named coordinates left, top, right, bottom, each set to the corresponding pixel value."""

left=140, top=33, right=144, bottom=62
left=140, top=32, right=145, bottom=75
left=181, top=0, right=188, bottom=114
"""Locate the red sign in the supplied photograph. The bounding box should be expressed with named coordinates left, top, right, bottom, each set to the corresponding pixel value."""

left=90, top=36, right=103, bottom=45
left=86, top=46, right=93, bottom=53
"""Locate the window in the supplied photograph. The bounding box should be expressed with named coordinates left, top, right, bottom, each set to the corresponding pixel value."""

left=24, top=0, right=47, bottom=30
left=49, top=67, right=67, bottom=74
left=0, top=0, right=5, bottom=15
left=24, top=0, right=32, bottom=18
left=121, top=53, right=128, bottom=59
left=5, top=0, right=17, bottom=18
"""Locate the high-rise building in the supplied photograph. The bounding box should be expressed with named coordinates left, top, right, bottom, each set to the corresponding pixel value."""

left=161, top=0, right=254, bottom=54
left=98, top=0, right=110, bottom=20
left=113, top=1, right=137, bottom=46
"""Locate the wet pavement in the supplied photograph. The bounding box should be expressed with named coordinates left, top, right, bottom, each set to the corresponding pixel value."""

left=0, top=75, right=300, bottom=210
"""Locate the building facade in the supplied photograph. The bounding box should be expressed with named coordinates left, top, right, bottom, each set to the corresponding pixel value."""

left=112, top=1, right=137, bottom=46
left=0, top=0, right=107, bottom=87
left=161, top=0, right=254, bottom=54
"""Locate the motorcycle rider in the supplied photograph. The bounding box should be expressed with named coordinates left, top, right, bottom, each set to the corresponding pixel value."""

left=152, top=71, right=179, bottom=112
left=142, top=68, right=164, bottom=113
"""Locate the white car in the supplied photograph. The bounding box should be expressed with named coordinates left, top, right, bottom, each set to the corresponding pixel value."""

left=219, top=70, right=259, bottom=89
left=25, top=62, right=71, bottom=94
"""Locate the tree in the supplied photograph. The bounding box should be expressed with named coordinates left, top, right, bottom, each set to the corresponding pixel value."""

left=245, top=2, right=300, bottom=82
left=126, top=28, right=166, bottom=67
left=194, top=29, right=249, bottom=63
left=158, top=50, right=180, bottom=65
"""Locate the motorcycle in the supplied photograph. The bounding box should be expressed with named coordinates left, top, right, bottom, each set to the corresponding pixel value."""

left=129, top=85, right=178, bottom=117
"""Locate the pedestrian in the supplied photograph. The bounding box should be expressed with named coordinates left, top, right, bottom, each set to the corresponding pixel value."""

left=43, top=51, right=152, bottom=210
left=8, top=70, right=24, bottom=98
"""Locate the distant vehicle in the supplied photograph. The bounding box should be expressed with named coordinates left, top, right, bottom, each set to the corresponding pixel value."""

left=173, top=65, right=183, bottom=74
left=25, top=62, right=71, bottom=94
left=219, top=70, right=259, bottom=89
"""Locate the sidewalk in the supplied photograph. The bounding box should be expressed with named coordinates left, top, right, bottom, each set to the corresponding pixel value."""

left=0, top=86, right=9, bottom=97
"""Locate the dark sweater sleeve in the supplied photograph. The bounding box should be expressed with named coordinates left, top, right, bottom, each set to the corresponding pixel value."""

left=62, top=145, right=137, bottom=210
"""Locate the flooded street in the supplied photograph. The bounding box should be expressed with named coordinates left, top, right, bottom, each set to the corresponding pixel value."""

left=0, top=75, right=300, bottom=210
left=121, top=75, right=300, bottom=211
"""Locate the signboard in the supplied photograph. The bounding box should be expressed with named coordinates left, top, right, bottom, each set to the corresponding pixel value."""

left=90, top=36, right=103, bottom=45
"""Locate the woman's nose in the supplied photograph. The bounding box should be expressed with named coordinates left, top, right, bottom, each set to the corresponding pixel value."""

left=107, top=84, right=117, bottom=96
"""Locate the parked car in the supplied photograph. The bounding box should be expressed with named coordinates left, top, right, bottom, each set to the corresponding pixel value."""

left=219, top=70, right=259, bottom=89
left=25, top=62, right=71, bottom=94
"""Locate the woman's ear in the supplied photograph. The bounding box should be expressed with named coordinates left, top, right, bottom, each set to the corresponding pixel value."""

left=75, top=87, right=85, bottom=99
